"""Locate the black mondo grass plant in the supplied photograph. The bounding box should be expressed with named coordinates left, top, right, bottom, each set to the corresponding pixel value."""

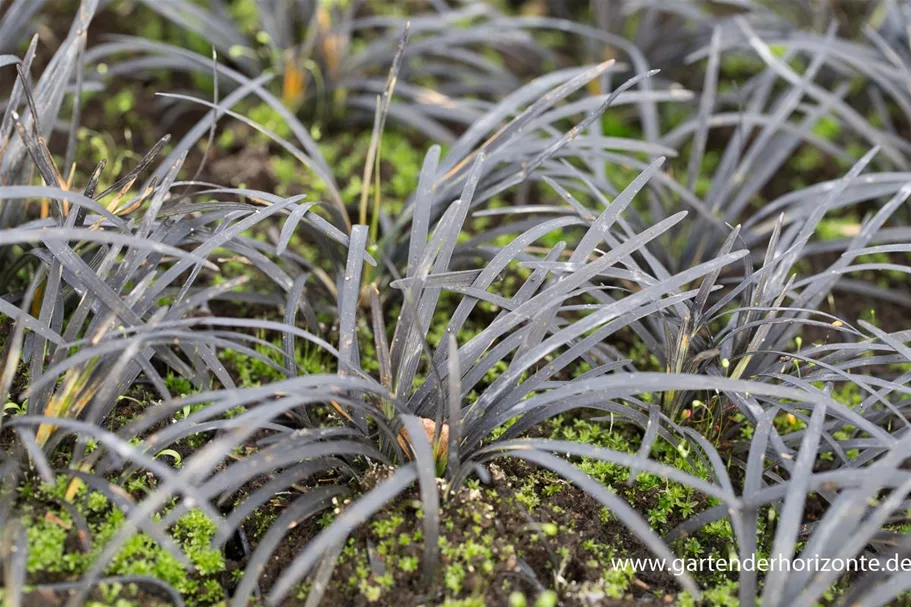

left=84, top=0, right=553, bottom=144
left=79, top=0, right=685, bottom=151
left=1, top=2, right=911, bottom=607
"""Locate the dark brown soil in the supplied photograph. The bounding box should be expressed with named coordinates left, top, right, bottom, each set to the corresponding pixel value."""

left=21, top=583, right=176, bottom=607
left=803, top=251, right=911, bottom=343
left=236, top=459, right=692, bottom=607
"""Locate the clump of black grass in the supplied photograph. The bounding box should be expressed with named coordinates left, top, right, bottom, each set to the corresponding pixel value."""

left=611, top=0, right=911, bottom=171
left=50, top=36, right=911, bottom=607
left=0, top=1, right=364, bottom=602
left=85, top=0, right=549, bottom=142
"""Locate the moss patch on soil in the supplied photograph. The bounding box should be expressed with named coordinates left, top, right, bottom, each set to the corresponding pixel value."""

left=13, top=477, right=226, bottom=607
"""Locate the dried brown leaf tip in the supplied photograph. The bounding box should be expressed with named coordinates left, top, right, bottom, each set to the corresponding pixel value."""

left=398, top=417, right=449, bottom=461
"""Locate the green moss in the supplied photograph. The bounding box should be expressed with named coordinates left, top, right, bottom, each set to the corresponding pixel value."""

left=228, top=0, right=260, bottom=34
left=218, top=332, right=335, bottom=388
left=534, top=590, right=558, bottom=607
left=372, top=513, right=405, bottom=538
left=514, top=477, right=540, bottom=510
left=439, top=598, right=486, bottom=607
left=267, top=130, right=425, bottom=218
left=247, top=102, right=294, bottom=141
left=816, top=215, right=861, bottom=241
left=813, top=116, right=842, bottom=141
left=104, top=90, right=136, bottom=121
left=678, top=580, right=740, bottom=607
left=508, top=592, right=528, bottom=607
left=164, top=373, right=195, bottom=397
left=21, top=480, right=226, bottom=606
left=546, top=416, right=711, bottom=539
